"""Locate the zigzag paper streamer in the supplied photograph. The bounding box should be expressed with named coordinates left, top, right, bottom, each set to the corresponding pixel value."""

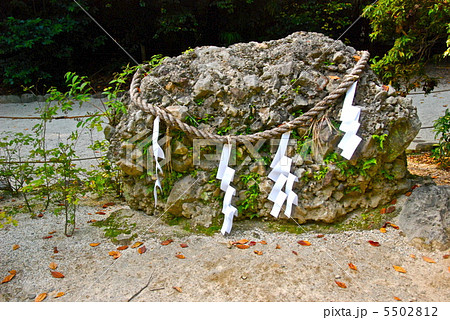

left=267, top=132, right=298, bottom=218
left=216, top=144, right=238, bottom=235
left=338, top=82, right=362, bottom=160
left=152, top=116, right=165, bottom=207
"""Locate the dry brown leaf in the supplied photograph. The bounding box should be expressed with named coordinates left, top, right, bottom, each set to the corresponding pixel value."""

left=394, top=296, right=402, bottom=301
left=254, top=250, right=263, bottom=255
left=448, top=266, right=450, bottom=273
left=108, top=251, right=121, bottom=259
left=368, top=240, right=380, bottom=247
left=292, top=250, right=298, bottom=255
left=380, top=208, right=387, bottom=214
left=422, top=256, right=436, bottom=263
left=138, top=246, right=147, bottom=254
left=180, top=243, right=189, bottom=248
left=53, top=247, right=59, bottom=253
left=317, top=234, right=325, bottom=238
left=42, top=235, right=53, bottom=239
left=87, top=219, right=97, bottom=223
left=234, top=239, right=249, bottom=245
left=9, top=270, right=16, bottom=275
left=259, top=240, right=267, bottom=245
left=410, top=254, right=416, bottom=259
left=353, top=55, right=361, bottom=61
left=161, top=239, right=173, bottom=246
left=173, top=286, right=182, bottom=293
left=235, top=244, right=250, bottom=249
left=175, top=253, right=185, bottom=259
left=95, top=211, right=106, bottom=215
left=51, top=271, right=65, bottom=278
left=275, top=244, right=281, bottom=249
left=380, top=228, right=387, bottom=233
left=12, top=244, right=20, bottom=250
left=49, top=262, right=58, bottom=270
left=335, top=280, right=347, bottom=288
left=389, top=223, right=399, bottom=230
left=393, top=265, right=407, bottom=273
left=248, top=241, right=257, bottom=246
left=1, top=273, right=15, bottom=284
left=443, top=254, right=449, bottom=259
left=386, top=206, right=396, bottom=214
left=131, top=241, right=144, bottom=248
left=297, top=240, right=311, bottom=246
left=328, top=75, right=341, bottom=80
left=48, top=230, right=56, bottom=234
left=35, top=292, right=47, bottom=302
left=390, top=199, right=397, bottom=205
left=54, top=292, right=65, bottom=298
left=348, top=263, right=358, bottom=271
left=117, top=245, right=129, bottom=250
left=89, top=243, right=100, bottom=247
left=405, top=191, right=412, bottom=196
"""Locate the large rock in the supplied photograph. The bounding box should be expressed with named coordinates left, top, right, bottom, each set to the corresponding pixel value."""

left=109, top=32, right=421, bottom=227
left=396, top=185, right=450, bottom=250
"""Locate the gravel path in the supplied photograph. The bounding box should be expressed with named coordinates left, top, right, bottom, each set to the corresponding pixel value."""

left=1, top=194, right=449, bottom=302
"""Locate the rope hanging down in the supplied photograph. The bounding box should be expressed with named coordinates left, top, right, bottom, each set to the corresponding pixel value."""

left=129, top=51, right=370, bottom=144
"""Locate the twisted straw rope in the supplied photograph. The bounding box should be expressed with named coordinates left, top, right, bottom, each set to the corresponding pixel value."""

left=130, top=51, right=370, bottom=144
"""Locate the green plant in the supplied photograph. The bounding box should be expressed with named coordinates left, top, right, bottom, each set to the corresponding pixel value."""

left=432, top=108, right=450, bottom=168
left=313, top=166, right=329, bottom=181
left=363, top=0, right=450, bottom=93
left=372, top=133, right=388, bottom=150
left=237, top=172, right=261, bottom=218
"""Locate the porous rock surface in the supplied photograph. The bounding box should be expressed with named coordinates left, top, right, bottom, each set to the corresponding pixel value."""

left=396, top=184, right=450, bottom=251
left=109, top=32, right=421, bottom=227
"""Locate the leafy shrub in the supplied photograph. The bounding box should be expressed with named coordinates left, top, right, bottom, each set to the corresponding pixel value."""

left=432, top=109, right=450, bottom=168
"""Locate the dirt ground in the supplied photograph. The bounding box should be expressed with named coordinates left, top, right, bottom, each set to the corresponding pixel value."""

left=0, top=154, right=449, bottom=303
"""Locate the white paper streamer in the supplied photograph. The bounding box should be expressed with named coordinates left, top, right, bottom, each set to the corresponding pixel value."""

left=267, top=132, right=298, bottom=218
left=216, top=144, right=238, bottom=235
left=152, top=116, right=165, bottom=207
left=338, top=82, right=362, bottom=160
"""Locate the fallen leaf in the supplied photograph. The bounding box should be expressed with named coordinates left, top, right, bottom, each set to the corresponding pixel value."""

left=443, top=254, right=449, bottom=259
left=328, top=75, right=340, bottom=80
left=234, top=239, right=249, bottom=245
left=138, top=246, right=147, bottom=254
left=380, top=208, right=387, bottom=214
left=390, top=199, right=397, bottom=205
left=389, top=223, right=399, bottom=230
left=348, top=263, right=358, bottom=271
left=386, top=206, right=396, bottom=214
left=411, top=184, right=419, bottom=190
left=259, top=240, right=267, bottom=245
left=236, top=244, right=250, bottom=249
left=405, top=191, right=412, bottom=197
left=48, top=231, right=56, bottom=234
left=173, top=286, right=182, bottom=293
left=382, top=85, right=389, bottom=91
left=368, top=240, right=380, bottom=247
left=161, top=239, right=173, bottom=246
left=42, top=235, right=53, bottom=239
left=9, top=270, right=16, bottom=275
left=297, top=240, right=311, bottom=246
left=54, top=292, right=65, bottom=298
left=335, top=280, right=347, bottom=288
left=254, top=250, right=263, bottom=255
left=51, top=271, right=65, bottom=278
left=49, top=262, right=58, bottom=270
left=1, top=273, right=15, bottom=284
left=175, top=253, right=185, bottom=259
left=410, top=254, right=416, bottom=259
left=248, top=241, right=257, bottom=246
left=37, top=213, right=43, bottom=218
left=108, top=251, right=121, bottom=259
left=180, top=243, right=189, bottom=248
left=317, top=234, right=325, bottom=238
left=102, top=202, right=115, bottom=208
left=448, top=266, right=450, bottom=273
left=422, top=256, right=436, bottom=263
left=53, top=247, right=59, bottom=253
left=117, top=245, right=129, bottom=250
left=12, top=244, right=20, bottom=250
left=95, top=211, right=106, bottom=215
left=292, top=250, right=298, bottom=255
left=87, top=219, right=97, bottom=223
left=275, top=244, right=281, bottom=249
left=89, top=243, right=100, bottom=247
left=393, top=265, right=407, bottom=273
left=35, top=293, right=47, bottom=302
left=380, top=228, right=387, bottom=233
left=394, top=296, right=402, bottom=301
left=353, top=55, right=361, bottom=61
left=131, top=241, right=144, bottom=248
